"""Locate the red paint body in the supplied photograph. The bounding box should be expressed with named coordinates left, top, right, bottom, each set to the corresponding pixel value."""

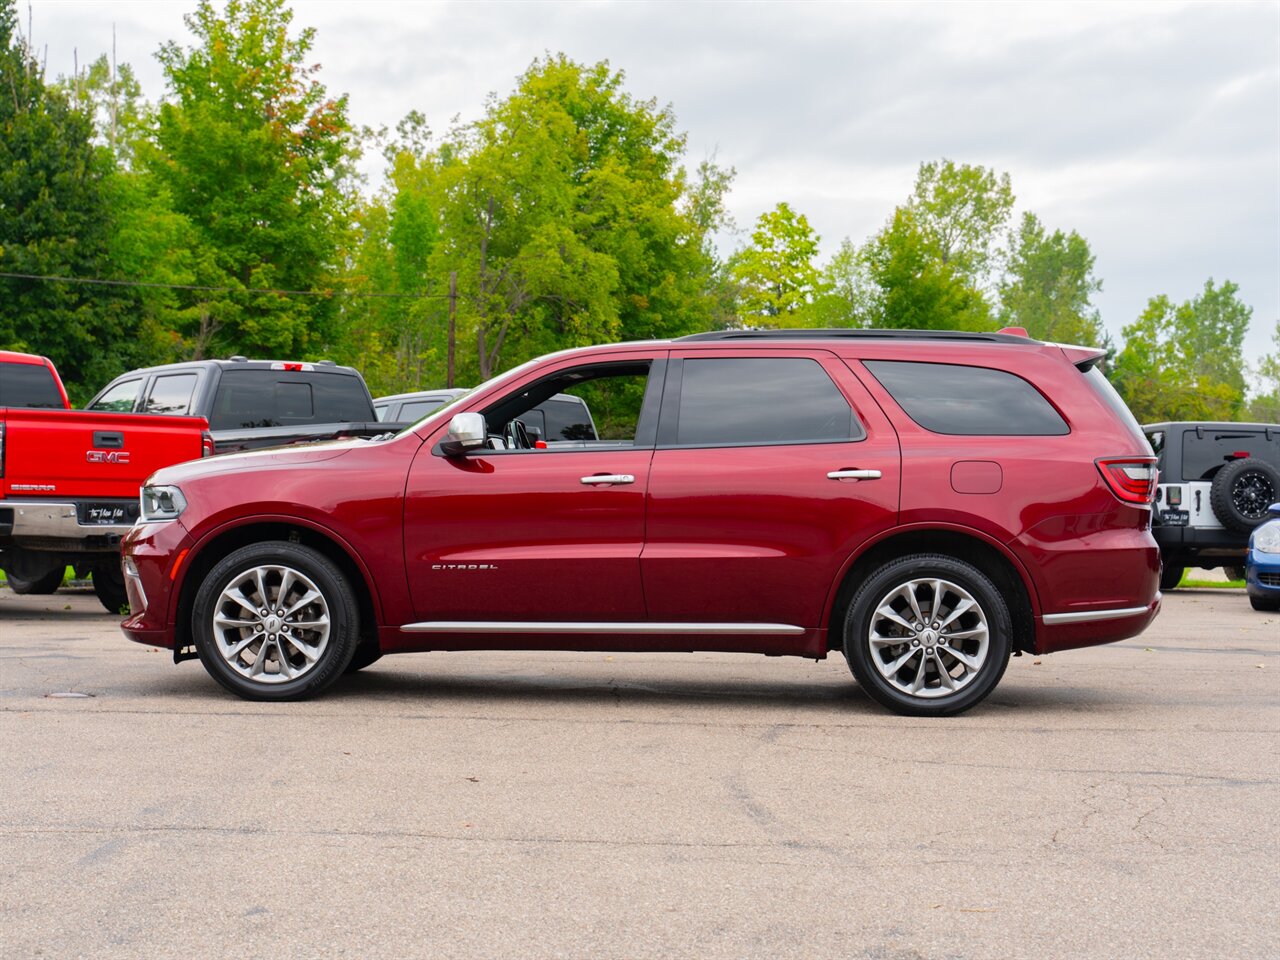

left=122, top=337, right=1160, bottom=661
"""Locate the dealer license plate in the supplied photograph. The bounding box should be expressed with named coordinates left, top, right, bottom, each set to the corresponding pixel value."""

left=78, top=502, right=139, bottom=525
left=1157, top=509, right=1189, bottom=527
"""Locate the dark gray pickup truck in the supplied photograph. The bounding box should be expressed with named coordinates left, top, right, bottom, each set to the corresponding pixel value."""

left=87, top=357, right=397, bottom=455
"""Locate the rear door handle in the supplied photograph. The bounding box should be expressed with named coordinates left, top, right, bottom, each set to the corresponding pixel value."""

left=827, top=469, right=882, bottom=481
left=580, top=474, right=635, bottom=485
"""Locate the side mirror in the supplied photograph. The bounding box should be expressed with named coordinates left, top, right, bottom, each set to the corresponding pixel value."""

left=440, top=412, right=487, bottom=456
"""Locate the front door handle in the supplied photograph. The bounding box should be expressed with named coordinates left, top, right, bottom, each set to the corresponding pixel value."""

left=580, top=474, right=635, bottom=485
left=827, top=469, right=882, bottom=481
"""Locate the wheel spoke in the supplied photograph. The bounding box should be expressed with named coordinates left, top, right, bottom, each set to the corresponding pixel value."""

left=882, top=648, right=917, bottom=676
left=938, top=598, right=975, bottom=630
left=223, top=634, right=258, bottom=660
left=873, top=603, right=915, bottom=633
left=284, top=589, right=322, bottom=618
left=933, top=652, right=957, bottom=690
left=940, top=645, right=981, bottom=670
left=900, top=584, right=925, bottom=625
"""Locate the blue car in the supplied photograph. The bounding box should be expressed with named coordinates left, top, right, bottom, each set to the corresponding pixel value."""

left=1245, top=502, right=1280, bottom=611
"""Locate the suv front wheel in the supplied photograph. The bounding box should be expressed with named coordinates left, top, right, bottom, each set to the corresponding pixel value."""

left=844, top=554, right=1013, bottom=716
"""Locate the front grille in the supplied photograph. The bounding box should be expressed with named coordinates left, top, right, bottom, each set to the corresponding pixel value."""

left=1259, top=572, right=1280, bottom=588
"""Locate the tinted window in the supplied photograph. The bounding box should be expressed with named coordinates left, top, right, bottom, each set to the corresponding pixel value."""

left=674, top=358, right=856, bottom=446
left=1181, top=430, right=1280, bottom=481
left=540, top=398, right=596, bottom=441
left=1084, top=366, right=1149, bottom=449
left=0, top=361, right=64, bottom=408
left=374, top=403, right=390, bottom=422
left=209, top=370, right=373, bottom=430
left=144, top=373, right=198, bottom=415
left=89, top=378, right=142, bottom=413
left=864, top=360, right=1068, bottom=436
left=399, top=400, right=440, bottom=420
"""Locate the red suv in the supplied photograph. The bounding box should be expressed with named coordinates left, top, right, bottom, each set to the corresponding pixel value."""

left=120, top=329, right=1161, bottom=715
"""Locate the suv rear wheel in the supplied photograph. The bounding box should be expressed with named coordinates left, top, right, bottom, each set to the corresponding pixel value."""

left=193, top=542, right=359, bottom=701
left=844, top=554, right=1013, bottom=716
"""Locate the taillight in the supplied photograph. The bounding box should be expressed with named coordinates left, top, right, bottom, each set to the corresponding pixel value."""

left=201, top=430, right=215, bottom=458
left=0, top=422, right=5, bottom=477
left=1097, top=458, right=1158, bottom=504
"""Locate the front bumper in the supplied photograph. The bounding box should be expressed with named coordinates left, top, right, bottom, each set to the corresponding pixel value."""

left=1245, top=548, right=1280, bottom=601
left=119, top=520, right=194, bottom=650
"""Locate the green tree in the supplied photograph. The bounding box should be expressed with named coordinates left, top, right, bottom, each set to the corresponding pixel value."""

left=864, top=160, right=1014, bottom=330
left=729, top=202, right=823, bottom=323
left=999, top=212, right=1103, bottom=345
left=1112, top=280, right=1252, bottom=421
left=149, top=0, right=357, bottom=358
left=1245, top=319, right=1280, bottom=423
left=808, top=237, right=877, bottom=328
left=0, top=0, right=142, bottom=399
left=427, top=55, right=728, bottom=381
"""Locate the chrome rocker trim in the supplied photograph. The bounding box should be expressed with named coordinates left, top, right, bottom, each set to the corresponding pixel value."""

left=1042, top=605, right=1150, bottom=625
left=401, top=621, right=806, bottom=636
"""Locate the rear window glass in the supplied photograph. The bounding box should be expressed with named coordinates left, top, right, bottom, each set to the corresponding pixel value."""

left=864, top=360, right=1068, bottom=436
left=675, top=358, right=858, bottom=446
left=0, top=361, right=64, bottom=408
left=144, top=373, right=198, bottom=415
left=209, top=370, right=372, bottom=430
left=88, top=378, right=142, bottom=413
left=1180, top=430, right=1280, bottom=481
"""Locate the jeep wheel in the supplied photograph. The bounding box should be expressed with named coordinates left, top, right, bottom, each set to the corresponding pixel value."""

left=193, top=542, right=359, bottom=701
left=844, top=554, right=1012, bottom=717
left=1210, top=458, right=1280, bottom=534
left=1224, top=565, right=1246, bottom=583
left=1160, top=564, right=1185, bottom=591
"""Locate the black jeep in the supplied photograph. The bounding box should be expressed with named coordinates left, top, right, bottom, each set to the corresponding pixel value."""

left=1144, top=421, right=1280, bottom=589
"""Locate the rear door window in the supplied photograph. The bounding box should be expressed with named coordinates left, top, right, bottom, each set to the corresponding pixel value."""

left=1180, top=430, right=1280, bottom=480
left=143, top=373, right=198, bottom=415
left=864, top=360, right=1068, bottom=436
left=668, top=357, right=859, bottom=446
left=0, top=361, right=64, bottom=408
left=88, top=378, right=143, bottom=413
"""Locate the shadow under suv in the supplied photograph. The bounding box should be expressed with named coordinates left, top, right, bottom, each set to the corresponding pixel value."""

left=121, top=328, right=1161, bottom=716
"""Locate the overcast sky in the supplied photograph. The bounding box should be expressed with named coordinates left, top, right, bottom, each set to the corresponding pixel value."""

left=23, top=0, right=1280, bottom=367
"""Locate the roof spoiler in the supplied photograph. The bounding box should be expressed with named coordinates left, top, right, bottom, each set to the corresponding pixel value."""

left=1060, top=345, right=1107, bottom=371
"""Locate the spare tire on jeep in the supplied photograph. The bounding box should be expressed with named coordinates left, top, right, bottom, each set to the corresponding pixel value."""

left=1209, top=457, right=1280, bottom=533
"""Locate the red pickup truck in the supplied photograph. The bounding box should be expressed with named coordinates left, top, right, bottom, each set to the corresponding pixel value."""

left=1, top=351, right=210, bottom=611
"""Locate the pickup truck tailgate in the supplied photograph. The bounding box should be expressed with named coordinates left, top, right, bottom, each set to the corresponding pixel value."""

left=1, top=409, right=209, bottom=500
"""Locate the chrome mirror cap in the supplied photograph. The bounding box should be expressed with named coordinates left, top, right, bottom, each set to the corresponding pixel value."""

left=440, top=412, right=487, bottom=455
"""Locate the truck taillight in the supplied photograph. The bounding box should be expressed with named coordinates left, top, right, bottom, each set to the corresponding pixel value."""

left=0, top=422, right=5, bottom=476
left=1097, top=458, right=1158, bottom=504
left=201, top=431, right=214, bottom=458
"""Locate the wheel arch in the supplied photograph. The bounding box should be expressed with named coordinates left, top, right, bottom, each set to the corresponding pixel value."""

left=824, top=525, right=1039, bottom=654
left=171, top=517, right=380, bottom=663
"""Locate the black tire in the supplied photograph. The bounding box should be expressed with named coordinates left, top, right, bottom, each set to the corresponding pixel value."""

left=193, top=541, right=359, bottom=701
left=1224, top=565, right=1247, bottom=583
left=1159, top=563, right=1185, bottom=591
left=1250, top=595, right=1280, bottom=612
left=7, top=567, right=65, bottom=595
left=843, top=554, right=1013, bottom=717
left=1209, top=458, right=1280, bottom=534
left=92, top=560, right=129, bottom=614
left=344, top=643, right=383, bottom=674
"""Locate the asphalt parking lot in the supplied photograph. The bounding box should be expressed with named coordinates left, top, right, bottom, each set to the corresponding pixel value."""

left=1, top=585, right=1276, bottom=960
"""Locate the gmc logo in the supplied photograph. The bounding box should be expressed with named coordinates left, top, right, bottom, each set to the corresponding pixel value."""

left=86, top=450, right=131, bottom=464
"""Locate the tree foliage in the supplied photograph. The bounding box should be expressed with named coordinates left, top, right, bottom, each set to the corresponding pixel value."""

left=0, top=0, right=143, bottom=400
left=729, top=202, right=823, bottom=323
left=1245, top=319, right=1280, bottom=423
left=149, top=0, right=356, bottom=358
left=999, top=212, right=1103, bottom=345
left=1111, top=280, right=1252, bottom=422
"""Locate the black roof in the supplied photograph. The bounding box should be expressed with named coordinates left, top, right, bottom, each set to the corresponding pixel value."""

left=677, top=328, right=1040, bottom=345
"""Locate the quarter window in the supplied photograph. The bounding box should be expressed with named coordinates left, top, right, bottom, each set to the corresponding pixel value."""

left=864, top=360, right=1068, bottom=436
left=673, top=358, right=858, bottom=446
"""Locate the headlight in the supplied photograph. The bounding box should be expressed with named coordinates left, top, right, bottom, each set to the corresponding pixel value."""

left=140, top=485, right=187, bottom=522
left=1253, top=524, right=1280, bottom=554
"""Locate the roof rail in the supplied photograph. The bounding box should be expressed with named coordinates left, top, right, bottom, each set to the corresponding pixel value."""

left=676, top=328, right=1042, bottom=345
